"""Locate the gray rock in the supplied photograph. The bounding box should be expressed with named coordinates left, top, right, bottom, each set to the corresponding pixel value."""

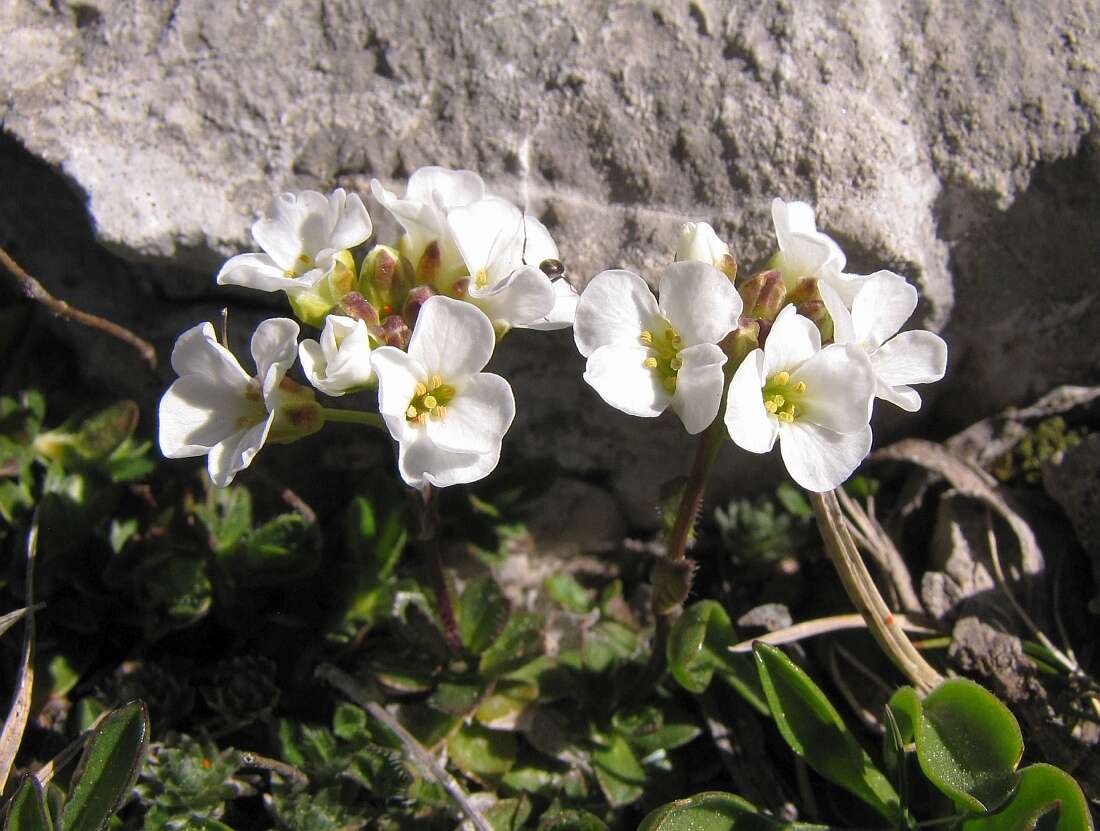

left=922, top=491, right=997, bottom=621
left=2, top=0, right=1099, bottom=525
left=1042, top=432, right=1100, bottom=595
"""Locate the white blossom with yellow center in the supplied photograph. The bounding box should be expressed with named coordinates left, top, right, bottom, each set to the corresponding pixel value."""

left=217, top=189, right=372, bottom=297
left=770, top=198, right=867, bottom=306
left=724, top=305, right=875, bottom=492
left=370, top=297, right=515, bottom=489
left=573, top=262, right=743, bottom=434
left=159, top=318, right=320, bottom=487
left=820, top=271, right=948, bottom=413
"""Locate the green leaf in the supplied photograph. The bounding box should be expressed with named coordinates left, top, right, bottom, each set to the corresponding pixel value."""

left=447, top=722, right=517, bottom=779
left=459, top=576, right=509, bottom=655
left=240, top=513, right=320, bottom=583
left=479, top=612, right=544, bottom=677
left=536, top=808, right=609, bottom=831
left=591, top=732, right=646, bottom=807
left=73, top=402, right=138, bottom=461
left=332, top=703, right=369, bottom=742
left=581, top=621, right=639, bottom=673
left=59, top=701, right=149, bottom=831
left=484, top=795, right=533, bottom=831
left=667, top=601, right=767, bottom=714
left=428, top=680, right=485, bottom=716
left=637, top=791, right=829, bottom=830
left=912, top=678, right=1023, bottom=814
left=544, top=574, right=594, bottom=613
left=476, top=680, right=538, bottom=729
left=752, top=643, right=900, bottom=822
left=196, top=484, right=252, bottom=554
left=961, top=764, right=1094, bottom=831
left=4, top=776, right=51, bottom=831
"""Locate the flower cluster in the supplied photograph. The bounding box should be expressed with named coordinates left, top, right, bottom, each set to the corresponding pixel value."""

left=160, top=167, right=575, bottom=489
left=574, top=200, right=946, bottom=492
left=159, top=167, right=946, bottom=497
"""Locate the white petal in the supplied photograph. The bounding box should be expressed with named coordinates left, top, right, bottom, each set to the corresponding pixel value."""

left=407, top=296, right=495, bottom=378
left=779, top=423, right=872, bottom=493
left=676, top=221, right=729, bottom=266
left=583, top=344, right=667, bottom=418
left=872, top=330, right=948, bottom=387
left=876, top=381, right=923, bottom=412
left=169, top=322, right=251, bottom=387
left=252, top=191, right=332, bottom=268
left=763, top=306, right=820, bottom=374
left=396, top=431, right=500, bottom=489
left=520, top=214, right=560, bottom=265
left=207, top=419, right=272, bottom=488
left=159, top=375, right=251, bottom=457
left=370, top=179, right=453, bottom=271
left=404, top=166, right=485, bottom=209
left=370, top=347, right=424, bottom=439
left=772, top=198, right=819, bottom=239
left=850, top=271, right=917, bottom=348
left=327, top=189, right=373, bottom=250
left=822, top=272, right=870, bottom=308
left=573, top=270, right=660, bottom=357
left=520, top=278, right=578, bottom=331
left=425, top=373, right=514, bottom=454
left=657, top=261, right=743, bottom=346
left=670, top=344, right=727, bottom=434
left=251, top=318, right=300, bottom=390
left=468, top=265, right=557, bottom=327
left=217, top=253, right=301, bottom=294
left=771, top=198, right=846, bottom=284
left=323, top=318, right=374, bottom=383
left=298, top=339, right=333, bottom=395
left=819, top=281, right=856, bottom=345
left=793, top=344, right=874, bottom=434
left=447, top=197, right=523, bottom=279
left=723, top=350, right=778, bottom=453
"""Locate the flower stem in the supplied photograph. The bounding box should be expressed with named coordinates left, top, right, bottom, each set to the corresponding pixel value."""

left=666, top=417, right=727, bottom=563
left=414, top=488, right=463, bottom=654
left=811, top=489, right=942, bottom=695
left=319, top=407, right=385, bottom=430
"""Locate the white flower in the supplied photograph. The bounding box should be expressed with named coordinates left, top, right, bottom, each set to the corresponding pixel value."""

left=159, top=318, right=320, bottom=487
left=676, top=221, right=736, bottom=277
left=573, top=262, right=743, bottom=434
left=821, top=271, right=948, bottom=413
left=770, top=198, right=866, bottom=305
left=298, top=315, right=375, bottom=396
left=724, top=305, right=875, bottom=492
left=370, top=296, right=515, bottom=489
left=446, top=197, right=558, bottom=328
left=217, top=189, right=372, bottom=296
left=371, top=166, right=485, bottom=281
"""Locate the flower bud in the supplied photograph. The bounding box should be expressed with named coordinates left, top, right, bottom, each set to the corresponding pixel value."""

left=267, top=377, right=323, bottom=444
left=359, top=245, right=414, bottom=317
left=738, top=269, right=787, bottom=321
left=286, top=251, right=358, bottom=327
left=414, top=239, right=443, bottom=285
left=402, top=285, right=437, bottom=329
left=719, top=317, right=761, bottom=368
left=676, top=222, right=737, bottom=280
left=786, top=278, right=833, bottom=342
left=378, top=314, right=411, bottom=349
left=336, top=291, right=381, bottom=329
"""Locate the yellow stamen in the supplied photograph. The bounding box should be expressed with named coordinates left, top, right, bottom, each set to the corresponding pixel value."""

left=670, top=355, right=683, bottom=371
left=406, top=405, right=419, bottom=419
left=414, top=383, right=427, bottom=397
left=772, top=395, right=785, bottom=408
left=778, top=411, right=795, bottom=423
left=422, top=394, right=438, bottom=410
left=764, top=400, right=778, bottom=414
left=774, top=371, right=790, bottom=386
left=475, top=269, right=489, bottom=289
left=430, top=375, right=443, bottom=389
left=433, top=405, right=446, bottom=419
left=643, top=356, right=658, bottom=369
left=639, top=330, right=654, bottom=345
left=793, top=381, right=806, bottom=393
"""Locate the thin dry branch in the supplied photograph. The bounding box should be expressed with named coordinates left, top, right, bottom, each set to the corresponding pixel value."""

left=0, top=246, right=157, bottom=369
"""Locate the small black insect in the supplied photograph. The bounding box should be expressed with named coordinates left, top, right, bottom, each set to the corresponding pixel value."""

left=538, top=258, right=565, bottom=277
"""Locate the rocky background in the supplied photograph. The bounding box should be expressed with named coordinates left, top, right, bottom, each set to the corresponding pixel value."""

left=1, top=0, right=1098, bottom=527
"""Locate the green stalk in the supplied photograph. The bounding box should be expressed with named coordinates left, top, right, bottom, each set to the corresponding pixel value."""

left=318, top=407, right=385, bottom=430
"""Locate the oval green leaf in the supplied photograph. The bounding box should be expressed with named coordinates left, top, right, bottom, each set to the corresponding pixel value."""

left=915, top=678, right=1023, bottom=813
left=667, top=602, right=767, bottom=714
left=4, top=776, right=51, bottom=831
left=446, top=721, right=517, bottom=779
left=59, top=700, right=149, bottom=831
left=637, top=791, right=830, bottom=831
left=459, top=575, right=509, bottom=655
left=536, top=808, right=609, bottom=831
left=752, top=643, right=900, bottom=822
left=961, top=764, right=1094, bottom=831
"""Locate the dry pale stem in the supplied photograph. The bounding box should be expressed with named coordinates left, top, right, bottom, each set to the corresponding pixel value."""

left=811, top=489, right=942, bottom=695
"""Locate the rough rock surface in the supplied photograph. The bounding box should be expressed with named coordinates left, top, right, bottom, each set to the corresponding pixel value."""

left=1043, top=432, right=1100, bottom=595
left=2, top=0, right=1099, bottom=524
